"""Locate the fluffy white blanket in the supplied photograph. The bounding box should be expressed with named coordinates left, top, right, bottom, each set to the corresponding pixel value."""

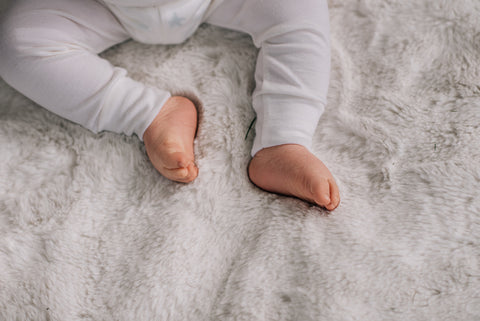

left=1, top=0, right=480, bottom=320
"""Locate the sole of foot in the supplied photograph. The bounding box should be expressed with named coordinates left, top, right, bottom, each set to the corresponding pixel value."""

left=248, top=144, right=340, bottom=210
left=143, top=96, right=199, bottom=183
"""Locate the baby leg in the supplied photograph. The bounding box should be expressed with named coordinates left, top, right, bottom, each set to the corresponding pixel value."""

left=0, top=0, right=198, bottom=182
left=206, top=0, right=340, bottom=209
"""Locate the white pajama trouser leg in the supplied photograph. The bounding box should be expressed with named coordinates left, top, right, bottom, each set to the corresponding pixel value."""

left=0, top=0, right=331, bottom=156
left=0, top=0, right=171, bottom=139
left=206, top=0, right=331, bottom=156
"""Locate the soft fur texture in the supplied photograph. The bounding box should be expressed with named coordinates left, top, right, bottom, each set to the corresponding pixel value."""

left=1, top=0, right=480, bottom=320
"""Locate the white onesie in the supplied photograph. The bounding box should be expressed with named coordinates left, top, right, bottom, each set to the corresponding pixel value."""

left=0, top=0, right=331, bottom=156
left=101, top=0, right=218, bottom=44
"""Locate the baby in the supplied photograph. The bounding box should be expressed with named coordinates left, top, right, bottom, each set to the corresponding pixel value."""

left=0, top=0, right=340, bottom=210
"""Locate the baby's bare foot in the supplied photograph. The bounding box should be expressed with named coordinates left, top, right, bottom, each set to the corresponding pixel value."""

left=143, top=96, right=198, bottom=183
left=248, top=144, right=340, bottom=210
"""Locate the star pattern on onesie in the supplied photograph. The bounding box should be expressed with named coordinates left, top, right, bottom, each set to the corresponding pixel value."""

left=169, top=13, right=185, bottom=27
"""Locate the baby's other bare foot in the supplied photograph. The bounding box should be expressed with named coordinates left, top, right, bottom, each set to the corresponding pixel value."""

left=248, top=144, right=340, bottom=210
left=143, top=96, right=198, bottom=183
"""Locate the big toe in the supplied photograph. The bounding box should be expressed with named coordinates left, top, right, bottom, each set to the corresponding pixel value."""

left=161, top=151, right=194, bottom=169
left=308, top=178, right=329, bottom=207
left=310, top=178, right=340, bottom=210
left=162, top=163, right=198, bottom=183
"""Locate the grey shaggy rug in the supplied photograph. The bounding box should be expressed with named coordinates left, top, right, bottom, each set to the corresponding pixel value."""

left=1, top=0, right=480, bottom=320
